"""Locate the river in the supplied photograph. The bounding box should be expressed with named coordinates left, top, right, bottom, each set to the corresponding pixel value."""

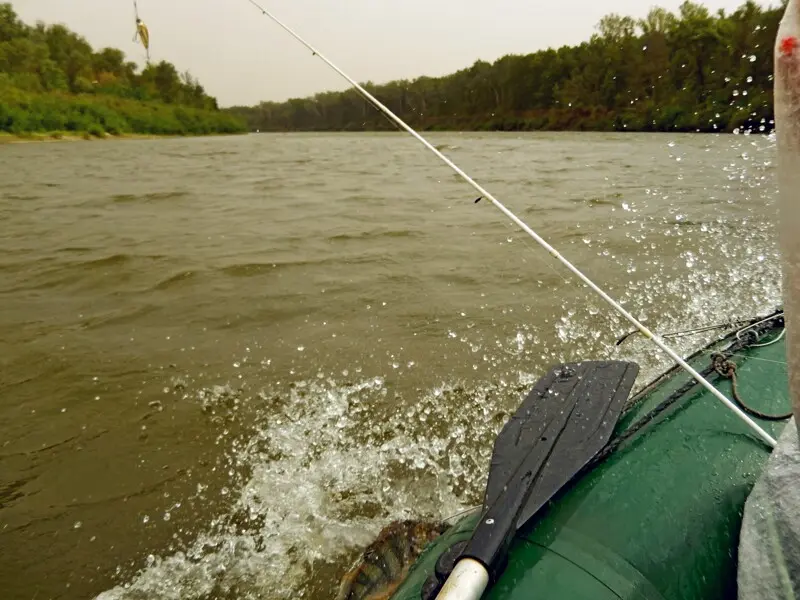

left=0, top=131, right=781, bottom=599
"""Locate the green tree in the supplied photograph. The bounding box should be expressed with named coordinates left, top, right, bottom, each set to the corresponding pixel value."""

left=0, top=3, right=245, bottom=136
left=227, top=0, right=783, bottom=134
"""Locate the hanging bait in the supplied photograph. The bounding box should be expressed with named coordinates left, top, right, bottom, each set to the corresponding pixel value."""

left=133, top=1, right=151, bottom=62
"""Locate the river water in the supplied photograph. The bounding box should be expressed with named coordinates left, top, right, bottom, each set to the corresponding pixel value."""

left=0, top=132, right=782, bottom=600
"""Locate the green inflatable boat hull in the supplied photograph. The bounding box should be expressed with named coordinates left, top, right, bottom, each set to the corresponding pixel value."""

left=390, top=311, right=790, bottom=600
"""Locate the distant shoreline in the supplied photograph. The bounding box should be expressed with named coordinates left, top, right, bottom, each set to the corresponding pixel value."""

left=242, top=128, right=765, bottom=135
left=0, top=130, right=764, bottom=145
left=0, top=131, right=246, bottom=145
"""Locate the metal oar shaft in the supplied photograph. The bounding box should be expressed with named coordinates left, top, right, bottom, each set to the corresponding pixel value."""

left=247, top=0, right=777, bottom=449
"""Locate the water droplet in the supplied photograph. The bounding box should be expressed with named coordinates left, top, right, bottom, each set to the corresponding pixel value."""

left=73, top=521, right=82, bottom=529
left=142, top=515, right=150, bottom=524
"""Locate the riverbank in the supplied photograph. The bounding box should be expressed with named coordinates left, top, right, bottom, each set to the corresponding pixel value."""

left=0, top=131, right=246, bottom=144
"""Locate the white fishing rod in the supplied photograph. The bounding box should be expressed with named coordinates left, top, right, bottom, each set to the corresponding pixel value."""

left=245, top=0, right=778, bottom=452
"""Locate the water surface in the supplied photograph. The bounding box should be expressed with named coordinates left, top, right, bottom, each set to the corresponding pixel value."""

left=0, top=131, right=781, bottom=599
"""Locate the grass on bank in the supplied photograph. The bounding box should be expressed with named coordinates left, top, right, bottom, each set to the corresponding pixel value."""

left=1, top=88, right=247, bottom=138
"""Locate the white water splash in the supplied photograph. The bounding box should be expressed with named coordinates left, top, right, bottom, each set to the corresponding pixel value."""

left=95, top=367, right=531, bottom=600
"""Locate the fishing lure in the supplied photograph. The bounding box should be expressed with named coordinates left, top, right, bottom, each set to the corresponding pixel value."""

left=132, top=0, right=150, bottom=62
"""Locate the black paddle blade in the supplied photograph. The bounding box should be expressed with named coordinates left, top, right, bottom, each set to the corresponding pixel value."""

left=463, top=360, right=639, bottom=578
left=513, top=360, right=638, bottom=527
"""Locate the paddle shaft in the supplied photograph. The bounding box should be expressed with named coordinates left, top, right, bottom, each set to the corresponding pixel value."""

left=435, top=559, right=489, bottom=600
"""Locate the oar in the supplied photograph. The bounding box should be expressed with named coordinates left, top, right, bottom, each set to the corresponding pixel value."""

left=428, top=360, right=639, bottom=600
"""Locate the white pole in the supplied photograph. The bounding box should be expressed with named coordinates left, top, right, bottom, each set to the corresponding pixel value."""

left=246, top=0, right=777, bottom=449
left=775, top=0, right=800, bottom=435
left=434, top=559, right=489, bottom=600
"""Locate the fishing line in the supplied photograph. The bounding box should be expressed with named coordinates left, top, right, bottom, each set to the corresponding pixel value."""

left=245, top=0, right=777, bottom=449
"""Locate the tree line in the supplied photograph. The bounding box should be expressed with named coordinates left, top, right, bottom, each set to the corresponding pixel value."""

left=227, top=1, right=783, bottom=134
left=0, top=3, right=245, bottom=137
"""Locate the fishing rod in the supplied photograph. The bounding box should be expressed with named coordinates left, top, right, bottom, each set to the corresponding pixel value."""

left=244, top=0, right=777, bottom=451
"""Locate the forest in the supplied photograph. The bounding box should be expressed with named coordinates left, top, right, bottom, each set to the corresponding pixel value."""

left=0, top=3, right=245, bottom=137
left=227, top=1, right=784, bottom=134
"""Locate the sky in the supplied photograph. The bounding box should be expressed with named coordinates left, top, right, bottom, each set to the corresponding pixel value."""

left=13, top=0, right=778, bottom=107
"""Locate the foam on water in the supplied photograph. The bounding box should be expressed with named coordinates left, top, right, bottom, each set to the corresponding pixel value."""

left=95, top=368, right=536, bottom=599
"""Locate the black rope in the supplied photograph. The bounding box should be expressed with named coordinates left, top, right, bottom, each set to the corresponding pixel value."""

left=589, top=311, right=789, bottom=467
left=711, top=353, right=793, bottom=421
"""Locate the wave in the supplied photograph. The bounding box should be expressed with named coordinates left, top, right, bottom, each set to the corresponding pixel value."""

left=436, top=272, right=483, bottom=287
left=72, top=253, right=167, bottom=269
left=111, top=191, right=190, bottom=204
left=3, top=193, right=41, bottom=201
left=582, top=194, right=622, bottom=206
left=58, top=246, right=94, bottom=254
left=219, top=253, right=398, bottom=277
left=217, top=263, right=276, bottom=278
left=151, top=271, right=198, bottom=291
left=79, top=304, right=159, bottom=329
left=327, top=229, right=422, bottom=242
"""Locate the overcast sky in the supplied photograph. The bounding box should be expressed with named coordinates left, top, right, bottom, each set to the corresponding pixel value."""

left=14, top=0, right=778, bottom=107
